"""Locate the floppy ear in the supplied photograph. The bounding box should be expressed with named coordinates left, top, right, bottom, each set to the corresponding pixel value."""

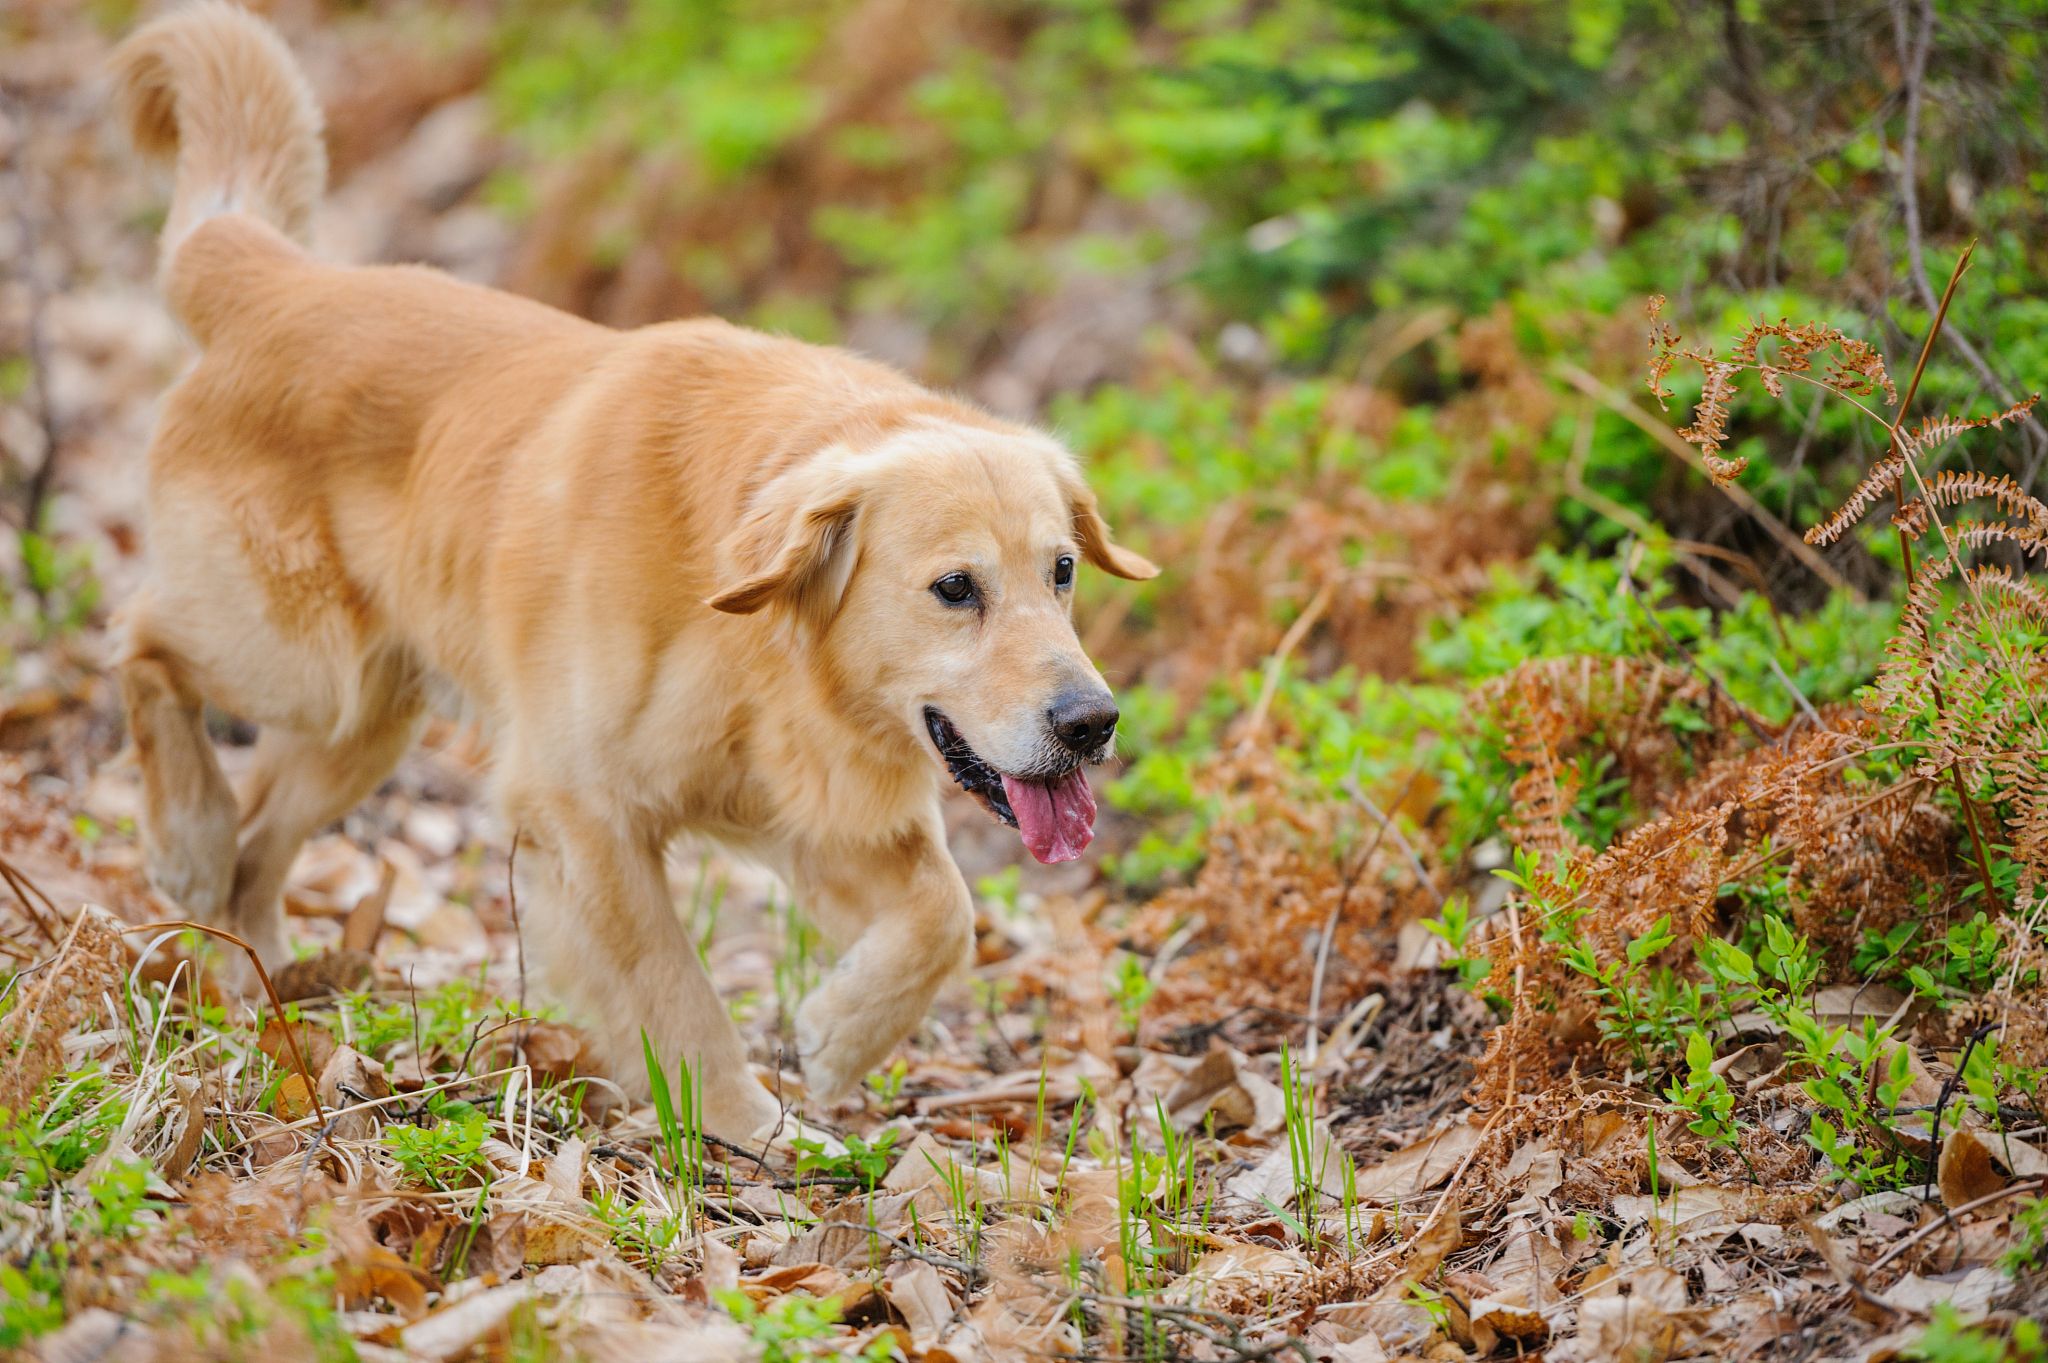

left=708, top=459, right=864, bottom=621
left=1066, top=474, right=1158, bottom=580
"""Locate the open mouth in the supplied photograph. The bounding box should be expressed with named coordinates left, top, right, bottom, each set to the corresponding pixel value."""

left=924, top=708, right=1098, bottom=864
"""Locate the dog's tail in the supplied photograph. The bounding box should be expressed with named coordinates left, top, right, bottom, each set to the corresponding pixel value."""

left=108, top=2, right=324, bottom=290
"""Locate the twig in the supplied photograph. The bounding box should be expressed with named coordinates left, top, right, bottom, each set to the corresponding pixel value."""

left=1764, top=656, right=1823, bottom=734
left=1868, top=1174, right=2048, bottom=1274
left=1616, top=541, right=1774, bottom=747
left=1552, top=360, right=1865, bottom=601
left=1922, top=1021, right=2003, bottom=1197
left=873, top=1228, right=990, bottom=1288
left=507, top=832, right=528, bottom=1057
left=456, top=1013, right=545, bottom=1082
left=1877, top=240, right=2021, bottom=908
left=0, top=852, right=65, bottom=947
left=1054, top=1287, right=1316, bottom=1363
left=1239, top=580, right=1335, bottom=748
left=1887, top=0, right=2048, bottom=475
left=216, top=1064, right=531, bottom=1153
left=1307, top=769, right=1420, bottom=1065
left=1397, top=1103, right=1513, bottom=1258
left=1338, top=776, right=1444, bottom=909
left=129, top=919, right=327, bottom=1127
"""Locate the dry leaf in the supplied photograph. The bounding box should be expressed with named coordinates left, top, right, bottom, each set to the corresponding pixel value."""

left=160, top=1073, right=208, bottom=1184
left=544, top=1134, right=587, bottom=1206
left=1613, top=1185, right=1755, bottom=1234
left=1816, top=1190, right=1925, bottom=1232
left=1323, top=1301, right=1435, bottom=1354
left=316, top=1044, right=390, bottom=1141
left=1985, top=1131, right=2048, bottom=1178
left=1879, top=1266, right=2009, bottom=1319
left=700, top=1234, right=742, bottom=1295
left=1572, top=1264, right=1692, bottom=1362
left=1167, top=1243, right=1310, bottom=1302
left=336, top=1243, right=438, bottom=1320
left=883, top=1260, right=957, bottom=1352
left=1329, top=1332, right=1391, bottom=1363
left=882, top=1131, right=1041, bottom=1205
left=570, top=1320, right=753, bottom=1363
left=1224, top=1119, right=1357, bottom=1208
left=524, top=1221, right=602, bottom=1267
left=775, top=1192, right=912, bottom=1273
left=1348, top=1121, right=1480, bottom=1203
left=274, top=1072, right=317, bottom=1123
left=1939, top=1127, right=2007, bottom=1210
left=344, top=859, right=397, bottom=952
left=399, top=1284, right=534, bottom=1360
left=259, top=1017, right=338, bottom=1084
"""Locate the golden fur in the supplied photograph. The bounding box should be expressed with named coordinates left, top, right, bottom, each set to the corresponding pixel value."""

left=108, top=2, right=1155, bottom=1138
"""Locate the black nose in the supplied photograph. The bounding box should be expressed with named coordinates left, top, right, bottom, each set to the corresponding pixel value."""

left=1049, top=692, right=1119, bottom=753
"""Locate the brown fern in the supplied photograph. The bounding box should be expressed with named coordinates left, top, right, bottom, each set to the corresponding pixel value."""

left=1807, top=456, right=1904, bottom=546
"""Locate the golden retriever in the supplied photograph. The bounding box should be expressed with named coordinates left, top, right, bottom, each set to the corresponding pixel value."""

left=106, top=2, right=1155, bottom=1139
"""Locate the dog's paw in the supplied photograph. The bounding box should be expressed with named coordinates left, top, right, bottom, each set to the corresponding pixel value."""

left=793, top=1001, right=861, bottom=1104
left=143, top=819, right=236, bottom=922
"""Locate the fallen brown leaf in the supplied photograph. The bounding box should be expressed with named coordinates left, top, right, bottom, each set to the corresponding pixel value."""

left=1939, top=1127, right=2007, bottom=1210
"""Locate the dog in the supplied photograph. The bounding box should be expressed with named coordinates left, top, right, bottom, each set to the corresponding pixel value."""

left=106, top=2, right=1156, bottom=1140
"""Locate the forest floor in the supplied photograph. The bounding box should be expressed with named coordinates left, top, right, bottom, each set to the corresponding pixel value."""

left=4, top=4, right=2047, bottom=1362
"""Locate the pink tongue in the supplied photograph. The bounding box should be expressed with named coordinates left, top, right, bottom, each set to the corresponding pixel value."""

left=1001, top=769, right=1097, bottom=863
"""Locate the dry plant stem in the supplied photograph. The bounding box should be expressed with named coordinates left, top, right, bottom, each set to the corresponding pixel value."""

left=1866, top=1175, right=2048, bottom=1274
left=1553, top=360, right=1864, bottom=600
left=1564, top=401, right=1747, bottom=608
left=1886, top=371, right=2048, bottom=746
left=0, top=852, right=64, bottom=946
left=1888, top=0, right=2048, bottom=469
left=508, top=830, right=529, bottom=1059
left=1240, top=580, right=1335, bottom=747
left=130, top=918, right=327, bottom=1127
left=1339, top=776, right=1443, bottom=909
left=1306, top=769, right=1419, bottom=1064
left=1617, top=543, right=1774, bottom=747
left=1503, top=902, right=1526, bottom=1103
left=1397, top=1103, right=1512, bottom=1257
left=221, top=1064, right=531, bottom=1154
left=1881, top=242, right=2006, bottom=909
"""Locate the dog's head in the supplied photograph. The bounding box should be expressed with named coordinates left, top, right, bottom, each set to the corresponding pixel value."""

left=708, top=417, right=1157, bottom=862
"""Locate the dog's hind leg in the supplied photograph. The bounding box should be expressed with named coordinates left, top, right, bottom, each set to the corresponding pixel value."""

left=509, top=793, right=782, bottom=1142
left=119, top=649, right=239, bottom=926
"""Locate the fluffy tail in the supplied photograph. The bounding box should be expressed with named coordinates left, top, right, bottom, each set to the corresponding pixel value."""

left=108, top=1, right=325, bottom=274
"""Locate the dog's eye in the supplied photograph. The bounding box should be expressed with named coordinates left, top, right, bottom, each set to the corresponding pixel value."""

left=933, top=573, right=977, bottom=605
left=1053, top=556, right=1074, bottom=588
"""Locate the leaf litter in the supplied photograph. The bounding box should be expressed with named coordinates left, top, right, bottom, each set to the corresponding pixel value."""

left=3, top=6, right=2047, bottom=1362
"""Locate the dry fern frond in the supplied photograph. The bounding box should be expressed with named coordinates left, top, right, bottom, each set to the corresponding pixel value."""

left=1648, top=303, right=1904, bottom=489
left=1941, top=520, right=2048, bottom=557
left=1673, top=359, right=1749, bottom=483
left=1906, top=394, right=2042, bottom=453
left=1901, top=468, right=2048, bottom=526
left=1645, top=294, right=1679, bottom=404
left=1966, top=563, right=2048, bottom=626
left=1727, top=316, right=1897, bottom=405
left=1806, top=456, right=1904, bottom=546
left=0, top=905, right=129, bottom=1112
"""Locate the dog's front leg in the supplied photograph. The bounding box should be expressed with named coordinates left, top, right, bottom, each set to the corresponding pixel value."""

left=511, top=796, right=782, bottom=1142
left=787, top=817, right=974, bottom=1103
